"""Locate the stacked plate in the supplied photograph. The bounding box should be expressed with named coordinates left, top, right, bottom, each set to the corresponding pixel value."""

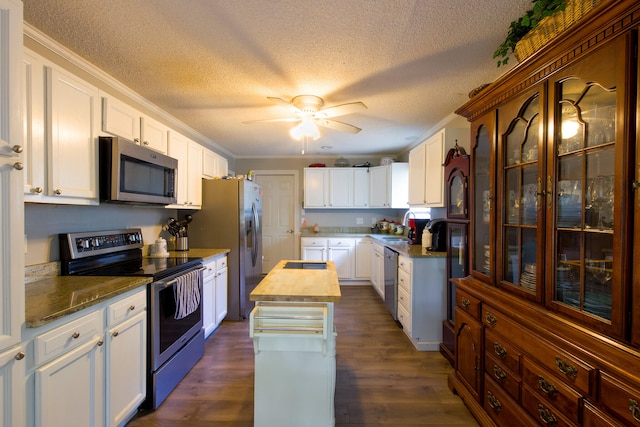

left=520, top=263, right=536, bottom=291
left=483, top=244, right=490, bottom=274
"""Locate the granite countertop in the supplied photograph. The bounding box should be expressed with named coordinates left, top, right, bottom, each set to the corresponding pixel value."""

left=146, top=248, right=230, bottom=262
left=250, top=260, right=341, bottom=303
left=302, top=232, right=446, bottom=258
left=25, top=275, right=152, bottom=328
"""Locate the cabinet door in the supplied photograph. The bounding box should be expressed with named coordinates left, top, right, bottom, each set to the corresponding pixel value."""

left=106, top=311, right=146, bottom=427
left=328, top=244, right=353, bottom=279
left=498, top=86, right=544, bottom=302
left=425, top=131, right=446, bottom=206
left=0, top=345, right=25, bottom=427
left=470, top=112, right=496, bottom=282
left=140, top=115, right=168, bottom=154
left=168, top=131, right=189, bottom=206
left=101, top=94, right=141, bottom=141
left=408, top=143, right=426, bottom=205
left=355, top=238, right=372, bottom=279
left=48, top=67, right=99, bottom=202
left=328, top=168, right=352, bottom=207
left=302, top=247, right=326, bottom=261
left=0, top=0, right=24, bottom=352
left=304, top=168, right=327, bottom=208
left=369, top=166, right=388, bottom=207
left=23, top=50, right=46, bottom=199
left=202, top=262, right=216, bottom=337
left=353, top=168, right=369, bottom=207
left=187, top=141, right=203, bottom=207
left=446, top=223, right=468, bottom=326
left=454, top=307, right=482, bottom=402
left=35, top=339, right=104, bottom=427
left=215, top=266, right=228, bottom=326
left=547, top=35, right=630, bottom=337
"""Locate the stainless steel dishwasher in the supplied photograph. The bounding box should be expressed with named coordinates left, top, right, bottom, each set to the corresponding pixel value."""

left=384, top=247, right=399, bottom=320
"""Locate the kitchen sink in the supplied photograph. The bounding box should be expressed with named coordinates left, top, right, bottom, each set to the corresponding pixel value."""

left=378, top=236, right=409, bottom=242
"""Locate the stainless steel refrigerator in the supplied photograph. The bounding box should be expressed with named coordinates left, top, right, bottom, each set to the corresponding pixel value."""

left=189, top=179, right=263, bottom=320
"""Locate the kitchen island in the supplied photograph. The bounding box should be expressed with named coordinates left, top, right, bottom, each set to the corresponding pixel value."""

left=249, top=260, right=341, bottom=427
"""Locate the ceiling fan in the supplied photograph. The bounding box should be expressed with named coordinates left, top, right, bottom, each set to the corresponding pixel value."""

left=243, top=95, right=367, bottom=140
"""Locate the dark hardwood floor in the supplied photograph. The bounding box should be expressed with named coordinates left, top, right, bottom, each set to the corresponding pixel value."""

left=127, top=285, right=479, bottom=426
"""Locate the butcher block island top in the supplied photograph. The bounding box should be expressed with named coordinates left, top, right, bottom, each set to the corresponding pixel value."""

left=250, top=260, right=342, bottom=303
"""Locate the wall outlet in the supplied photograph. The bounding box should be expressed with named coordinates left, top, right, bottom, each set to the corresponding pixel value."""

left=356, top=217, right=363, bottom=225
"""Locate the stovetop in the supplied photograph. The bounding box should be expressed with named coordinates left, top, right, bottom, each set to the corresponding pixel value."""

left=59, top=229, right=201, bottom=280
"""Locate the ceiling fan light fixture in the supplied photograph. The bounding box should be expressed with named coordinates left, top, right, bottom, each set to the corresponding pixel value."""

left=289, top=117, right=320, bottom=141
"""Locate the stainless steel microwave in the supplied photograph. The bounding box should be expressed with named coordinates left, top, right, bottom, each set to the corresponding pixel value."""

left=99, top=136, right=178, bottom=205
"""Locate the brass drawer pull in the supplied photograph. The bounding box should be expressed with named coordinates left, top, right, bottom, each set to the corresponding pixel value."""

left=487, top=391, right=502, bottom=413
left=485, top=312, right=497, bottom=327
left=538, top=376, right=558, bottom=398
left=461, top=297, right=471, bottom=308
left=493, top=342, right=507, bottom=358
left=493, top=365, right=506, bottom=382
left=537, top=404, right=558, bottom=426
left=629, top=399, right=640, bottom=422
left=555, top=356, right=577, bottom=379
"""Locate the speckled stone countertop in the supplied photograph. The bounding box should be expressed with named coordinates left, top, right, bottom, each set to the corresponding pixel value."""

left=301, top=232, right=446, bottom=258
left=250, top=260, right=341, bottom=303
left=145, top=248, right=230, bottom=261
left=25, top=275, right=152, bottom=328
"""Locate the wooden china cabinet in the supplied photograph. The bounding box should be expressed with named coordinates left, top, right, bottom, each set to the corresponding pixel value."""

left=449, top=1, right=640, bottom=426
left=441, top=145, right=470, bottom=366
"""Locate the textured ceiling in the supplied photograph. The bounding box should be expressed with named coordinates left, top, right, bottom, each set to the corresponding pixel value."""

left=23, top=0, right=532, bottom=158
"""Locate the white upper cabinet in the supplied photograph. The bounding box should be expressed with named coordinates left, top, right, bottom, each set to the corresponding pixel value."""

left=202, top=148, right=228, bottom=179
left=140, top=115, right=169, bottom=154
left=167, top=131, right=203, bottom=208
left=369, top=163, right=408, bottom=209
left=328, top=168, right=353, bottom=207
left=408, top=128, right=469, bottom=207
left=304, top=168, right=329, bottom=208
left=353, top=168, right=369, bottom=208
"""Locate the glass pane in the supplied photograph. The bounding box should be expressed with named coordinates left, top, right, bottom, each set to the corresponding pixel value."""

left=586, top=148, right=615, bottom=230
left=504, top=227, right=518, bottom=284
left=521, top=166, right=537, bottom=226
left=556, top=231, right=581, bottom=309
left=505, top=168, right=520, bottom=225
left=557, top=154, right=583, bottom=229
left=473, top=126, right=491, bottom=275
left=449, top=175, right=464, bottom=215
left=521, top=228, right=537, bottom=293
left=584, top=233, right=613, bottom=320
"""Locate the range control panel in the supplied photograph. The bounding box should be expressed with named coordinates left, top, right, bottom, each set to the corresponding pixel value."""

left=59, top=229, right=144, bottom=260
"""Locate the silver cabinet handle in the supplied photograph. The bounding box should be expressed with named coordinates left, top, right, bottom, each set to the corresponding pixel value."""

left=72, top=331, right=80, bottom=339
left=97, top=339, right=104, bottom=346
left=33, top=187, right=43, bottom=194
left=128, top=305, right=135, bottom=311
left=54, top=189, right=62, bottom=195
left=112, top=331, right=119, bottom=337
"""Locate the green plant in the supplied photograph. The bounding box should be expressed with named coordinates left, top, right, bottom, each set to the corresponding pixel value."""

left=493, top=0, right=567, bottom=67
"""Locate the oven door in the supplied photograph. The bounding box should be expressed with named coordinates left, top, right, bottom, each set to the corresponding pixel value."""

left=149, top=266, right=204, bottom=371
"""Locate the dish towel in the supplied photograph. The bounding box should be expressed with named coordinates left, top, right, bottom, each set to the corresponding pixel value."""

left=174, top=269, right=201, bottom=320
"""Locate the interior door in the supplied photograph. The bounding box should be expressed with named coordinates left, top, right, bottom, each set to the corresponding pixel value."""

left=256, top=174, right=296, bottom=273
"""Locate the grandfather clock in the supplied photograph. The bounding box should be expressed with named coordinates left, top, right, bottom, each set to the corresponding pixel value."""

left=440, top=142, right=470, bottom=366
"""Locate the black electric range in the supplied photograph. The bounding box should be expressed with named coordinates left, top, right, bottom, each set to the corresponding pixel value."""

left=59, top=229, right=201, bottom=279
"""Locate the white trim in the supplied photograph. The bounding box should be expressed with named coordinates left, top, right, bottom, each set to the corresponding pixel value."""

left=253, top=170, right=300, bottom=259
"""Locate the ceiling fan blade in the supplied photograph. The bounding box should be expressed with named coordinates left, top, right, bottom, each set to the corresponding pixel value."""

left=317, top=102, right=367, bottom=118
left=267, top=96, right=301, bottom=113
left=242, top=118, right=300, bottom=124
left=315, top=118, right=362, bottom=134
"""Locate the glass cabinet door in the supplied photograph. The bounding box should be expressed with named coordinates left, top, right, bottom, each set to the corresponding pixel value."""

left=547, top=35, right=629, bottom=337
left=447, top=222, right=468, bottom=325
left=499, top=89, right=543, bottom=301
left=470, top=114, right=495, bottom=282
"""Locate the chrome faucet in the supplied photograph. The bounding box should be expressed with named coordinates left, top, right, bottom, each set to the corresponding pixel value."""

left=402, top=210, right=416, bottom=227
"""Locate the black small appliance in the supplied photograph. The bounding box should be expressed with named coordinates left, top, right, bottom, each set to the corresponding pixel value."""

left=426, top=219, right=447, bottom=252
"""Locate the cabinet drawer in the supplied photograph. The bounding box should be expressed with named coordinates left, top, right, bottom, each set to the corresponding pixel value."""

left=522, top=384, right=577, bottom=427
left=398, top=256, right=412, bottom=275
left=483, top=305, right=594, bottom=395
left=599, top=371, right=640, bottom=426
left=583, top=401, right=623, bottom=427
left=485, top=328, right=521, bottom=375
left=484, top=375, right=539, bottom=427
left=327, top=238, right=353, bottom=247
left=456, top=288, right=481, bottom=319
left=203, top=260, right=216, bottom=279
left=302, top=238, right=327, bottom=247
left=34, top=310, right=103, bottom=366
left=522, top=356, right=582, bottom=425
left=486, top=352, right=521, bottom=401
left=106, top=289, right=146, bottom=328
left=398, top=304, right=411, bottom=334
left=398, top=286, right=411, bottom=313
left=216, top=256, right=227, bottom=270
left=398, top=268, right=411, bottom=294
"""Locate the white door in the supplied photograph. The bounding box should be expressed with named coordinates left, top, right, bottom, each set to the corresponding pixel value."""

left=256, top=174, right=296, bottom=273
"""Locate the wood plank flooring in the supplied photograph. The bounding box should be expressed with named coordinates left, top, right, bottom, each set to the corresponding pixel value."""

left=127, top=285, right=479, bottom=426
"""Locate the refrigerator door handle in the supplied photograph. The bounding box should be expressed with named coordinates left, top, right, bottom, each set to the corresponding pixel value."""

left=251, top=202, right=259, bottom=266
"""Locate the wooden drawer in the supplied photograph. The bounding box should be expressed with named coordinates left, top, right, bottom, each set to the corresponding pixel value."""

left=456, top=288, right=481, bottom=319
left=398, top=255, right=412, bottom=275
left=398, top=267, right=411, bottom=294
left=106, top=288, right=146, bottom=328
left=483, top=305, right=594, bottom=395
left=486, top=352, right=521, bottom=401
left=522, top=356, right=582, bottom=425
left=522, top=384, right=577, bottom=427
left=34, top=309, right=103, bottom=366
left=583, top=401, right=624, bottom=427
left=398, top=285, right=411, bottom=313
left=484, top=375, right=538, bottom=427
left=599, top=371, right=640, bottom=426
left=485, top=328, right=521, bottom=375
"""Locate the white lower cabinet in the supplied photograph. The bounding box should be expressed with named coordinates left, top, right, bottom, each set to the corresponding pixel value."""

left=354, top=238, right=372, bottom=279
left=0, top=345, right=26, bottom=427
left=302, top=237, right=371, bottom=281
left=26, top=287, right=147, bottom=427
left=327, top=239, right=354, bottom=279
left=370, top=242, right=385, bottom=299
left=301, top=238, right=327, bottom=261
left=203, top=255, right=228, bottom=338
left=397, top=255, right=446, bottom=351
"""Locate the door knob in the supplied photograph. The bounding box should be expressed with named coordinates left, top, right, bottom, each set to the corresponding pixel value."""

left=12, top=145, right=22, bottom=153
left=13, top=162, right=23, bottom=170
